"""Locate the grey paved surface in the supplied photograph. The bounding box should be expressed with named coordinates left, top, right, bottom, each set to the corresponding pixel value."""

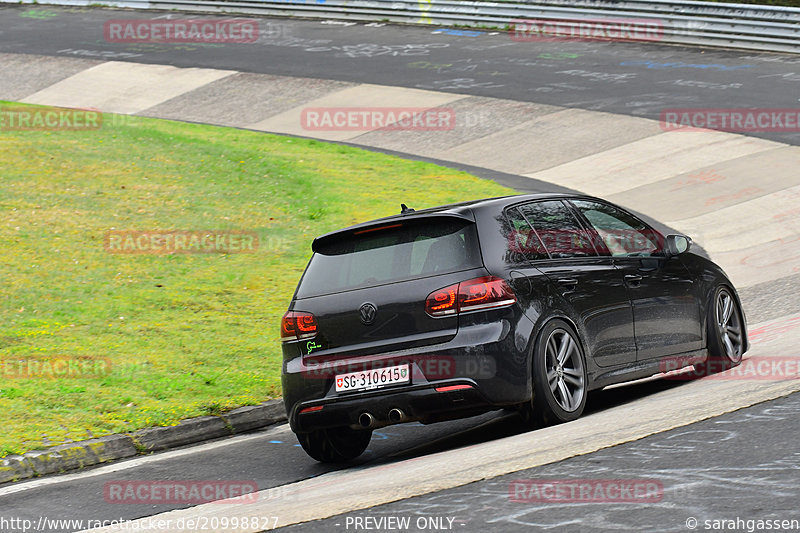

left=2, top=5, right=800, bottom=146
left=0, top=375, right=693, bottom=532
left=2, top=6, right=799, bottom=532
left=142, top=72, right=357, bottom=127
left=0, top=52, right=100, bottom=100
left=280, top=390, right=800, bottom=533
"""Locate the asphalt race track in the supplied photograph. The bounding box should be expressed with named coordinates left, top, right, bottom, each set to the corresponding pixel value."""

left=280, top=391, right=800, bottom=533
left=2, top=7, right=800, bottom=146
left=1, top=5, right=799, bottom=533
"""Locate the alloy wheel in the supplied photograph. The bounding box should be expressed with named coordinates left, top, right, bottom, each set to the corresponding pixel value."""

left=544, top=328, right=586, bottom=413
left=715, top=289, right=743, bottom=363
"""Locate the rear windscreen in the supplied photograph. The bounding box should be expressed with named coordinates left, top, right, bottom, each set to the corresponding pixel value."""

left=296, top=218, right=482, bottom=298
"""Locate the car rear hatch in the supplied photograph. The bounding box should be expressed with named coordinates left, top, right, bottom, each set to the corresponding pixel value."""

left=289, top=213, right=485, bottom=361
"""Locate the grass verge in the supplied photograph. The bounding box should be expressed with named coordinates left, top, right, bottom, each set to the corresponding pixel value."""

left=0, top=102, right=513, bottom=457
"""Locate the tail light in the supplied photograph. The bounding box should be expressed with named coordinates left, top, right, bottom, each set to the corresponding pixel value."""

left=281, top=311, right=318, bottom=342
left=426, top=284, right=458, bottom=316
left=426, top=276, right=516, bottom=317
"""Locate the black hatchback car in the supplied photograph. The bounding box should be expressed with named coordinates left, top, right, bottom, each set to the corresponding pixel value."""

left=281, top=194, right=748, bottom=462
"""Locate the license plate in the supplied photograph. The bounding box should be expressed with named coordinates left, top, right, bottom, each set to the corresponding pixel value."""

left=335, top=364, right=410, bottom=393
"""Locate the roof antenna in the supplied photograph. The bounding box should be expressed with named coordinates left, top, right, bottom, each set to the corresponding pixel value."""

left=400, top=203, right=415, bottom=214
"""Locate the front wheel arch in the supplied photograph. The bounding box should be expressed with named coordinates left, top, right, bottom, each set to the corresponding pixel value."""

left=705, top=285, right=746, bottom=367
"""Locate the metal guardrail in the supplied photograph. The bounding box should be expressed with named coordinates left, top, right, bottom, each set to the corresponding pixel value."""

left=5, top=0, right=800, bottom=53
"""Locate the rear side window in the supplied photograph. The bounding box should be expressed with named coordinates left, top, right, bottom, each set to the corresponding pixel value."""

left=518, top=201, right=598, bottom=258
left=296, top=218, right=482, bottom=298
left=505, top=207, right=548, bottom=262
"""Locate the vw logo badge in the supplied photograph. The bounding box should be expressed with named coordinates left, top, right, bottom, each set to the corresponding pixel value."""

left=359, top=303, right=377, bottom=325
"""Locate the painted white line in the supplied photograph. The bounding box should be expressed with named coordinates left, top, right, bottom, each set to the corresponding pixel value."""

left=78, top=314, right=800, bottom=532
left=0, top=425, right=292, bottom=498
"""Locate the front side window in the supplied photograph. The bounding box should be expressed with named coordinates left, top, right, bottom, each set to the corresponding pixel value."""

left=571, top=200, right=662, bottom=257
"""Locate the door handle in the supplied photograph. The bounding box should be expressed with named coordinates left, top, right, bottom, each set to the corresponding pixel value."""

left=624, top=274, right=643, bottom=286
left=557, top=278, right=578, bottom=287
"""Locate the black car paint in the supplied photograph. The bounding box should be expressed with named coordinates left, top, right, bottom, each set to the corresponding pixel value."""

left=281, top=193, right=748, bottom=435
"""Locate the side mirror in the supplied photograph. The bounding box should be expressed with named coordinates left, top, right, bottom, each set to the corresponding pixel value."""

left=665, top=234, right=692, bottom=257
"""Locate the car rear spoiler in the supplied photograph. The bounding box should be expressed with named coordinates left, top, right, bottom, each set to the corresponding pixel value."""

left=312, top=212, right=475, bottom=253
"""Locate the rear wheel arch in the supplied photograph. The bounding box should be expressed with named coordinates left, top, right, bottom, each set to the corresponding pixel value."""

left=297, top=427, right=372, bottom=463
left=529, top=314, right=594, bottom=375
left=520, top=316, right=590, bottom=427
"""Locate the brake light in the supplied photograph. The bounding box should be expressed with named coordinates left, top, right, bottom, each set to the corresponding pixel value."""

left=425, top=283, right=458, bottom=316
left=459, top=276, right=517, bottom=312
left=353, top=223, right=402, bottom=235
left=281, top=311, right=318, bottom=342
left=425, top=276, right=516, bottom=317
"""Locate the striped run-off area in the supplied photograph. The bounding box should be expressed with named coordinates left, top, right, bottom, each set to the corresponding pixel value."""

left=2, top=53, right=799, bottom=532
left=6, top=54, right=797, bottom=292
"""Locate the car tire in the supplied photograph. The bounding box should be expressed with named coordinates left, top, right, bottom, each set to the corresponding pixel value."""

left=697, top=286, right=745, bottom=374
left=520, top=319, right=588, bottom=427
left=297, top=427, right=372, bottom=463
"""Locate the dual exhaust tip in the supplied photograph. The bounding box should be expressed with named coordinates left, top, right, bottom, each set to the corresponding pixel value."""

left=358, top=408, right=406, bottom=429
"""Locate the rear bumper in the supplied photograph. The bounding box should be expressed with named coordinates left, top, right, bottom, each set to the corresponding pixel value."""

left=291, top=379, right=495, bottom=432
left=281, top=315, right=535, bottom=433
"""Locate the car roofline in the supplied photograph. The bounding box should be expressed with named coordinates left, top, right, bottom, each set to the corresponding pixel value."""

left=312, top=192, right=585, bottom=243
left=309, top=192, right=606, bottom=252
